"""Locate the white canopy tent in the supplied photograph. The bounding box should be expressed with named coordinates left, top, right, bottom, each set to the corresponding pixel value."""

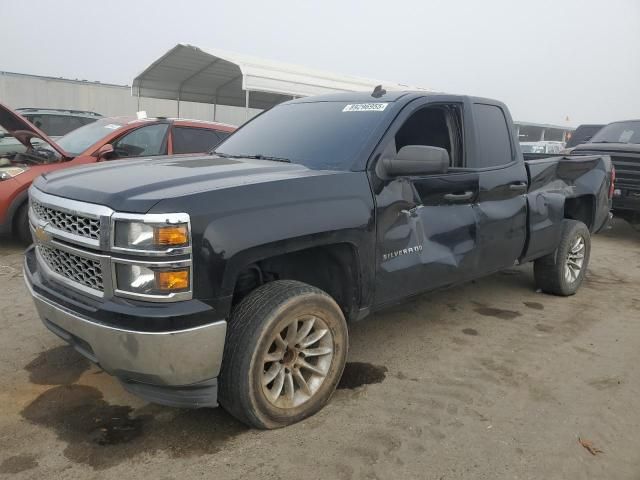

left=132, top=44, right=428, bottom=120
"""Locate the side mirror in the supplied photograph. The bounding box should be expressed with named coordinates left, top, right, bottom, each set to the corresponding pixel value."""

left=96, top=143, right=114, bottom=161
left=380, top=145, right=449, bottom=177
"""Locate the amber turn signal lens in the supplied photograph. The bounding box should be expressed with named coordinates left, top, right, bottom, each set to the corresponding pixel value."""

left=154, top=225, right=188, bottom=246
left=155, top=270, right=190, bottom=291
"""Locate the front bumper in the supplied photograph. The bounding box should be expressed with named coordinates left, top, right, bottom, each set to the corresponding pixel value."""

left=24, top=248, right=227, bottom=407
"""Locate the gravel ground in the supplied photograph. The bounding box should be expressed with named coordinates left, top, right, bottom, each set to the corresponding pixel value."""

left=0, top=220, right=638, bottom=480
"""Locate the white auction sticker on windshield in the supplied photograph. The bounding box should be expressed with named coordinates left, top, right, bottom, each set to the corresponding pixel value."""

left=103, top=124, right=121, bottom=130
left=342, top=103, right=388, bottom=112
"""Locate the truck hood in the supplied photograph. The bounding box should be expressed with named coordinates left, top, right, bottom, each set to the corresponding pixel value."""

left=572, top=142, right=640, bottom=155
left=34, top=154, right=339, bottom=213
left=0, top=102, right=70, bottom=159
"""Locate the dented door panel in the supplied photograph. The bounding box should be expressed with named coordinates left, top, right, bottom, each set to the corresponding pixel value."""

left=475, top=161, right=528, bottom=274
left=373, top=173, right=479, bottom=306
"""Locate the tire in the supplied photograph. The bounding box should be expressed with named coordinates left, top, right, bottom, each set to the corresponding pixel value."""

left=14, top=203, right=31, bottom=245
left=218, top=280, right=348, bottom=429
left=534, top=219, right=591, bottom=296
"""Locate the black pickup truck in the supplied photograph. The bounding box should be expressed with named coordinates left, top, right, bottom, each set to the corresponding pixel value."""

left=24, top=90, right=613, bottom=429
left=570, top=119, right=640, bottom=227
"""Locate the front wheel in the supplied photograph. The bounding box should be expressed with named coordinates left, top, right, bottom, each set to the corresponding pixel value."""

left=218, top=280, right=348, bottom=429
left=534, top=219, right=591, bottom=296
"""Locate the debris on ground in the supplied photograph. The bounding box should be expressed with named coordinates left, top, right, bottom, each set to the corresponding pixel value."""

left=578, top=437, right=604, bottom=456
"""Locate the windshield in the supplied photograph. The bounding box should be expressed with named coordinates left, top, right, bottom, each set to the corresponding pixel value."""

left=214, top=101, right=390, bottom=170
left=590, top=121, right=640, bottom=144
left=56, top=118, right=125, bottom=155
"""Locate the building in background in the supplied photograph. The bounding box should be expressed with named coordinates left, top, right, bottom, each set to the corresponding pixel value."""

left=0, top=70, right=257, bottom=125
left=2, top=69, right=576, bottom=139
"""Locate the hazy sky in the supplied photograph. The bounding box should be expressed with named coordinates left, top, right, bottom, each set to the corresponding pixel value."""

left=2, top=0, right=639, bottom=126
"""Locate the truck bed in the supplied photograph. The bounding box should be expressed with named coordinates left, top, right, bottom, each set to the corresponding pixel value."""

left=522, top=154, right=613, bottom=262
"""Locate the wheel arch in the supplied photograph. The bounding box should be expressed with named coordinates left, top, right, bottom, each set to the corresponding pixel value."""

left=564, top=194, right=596, bottom=231
left=7, top=189, right=29, bottom=235
left=224, top=238, right=364, bottom=322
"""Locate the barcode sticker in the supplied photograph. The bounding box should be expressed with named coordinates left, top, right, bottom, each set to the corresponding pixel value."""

left=342, top=103, right=388, bottom=112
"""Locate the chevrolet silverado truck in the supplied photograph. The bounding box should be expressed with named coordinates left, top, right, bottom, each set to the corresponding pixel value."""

left=24, top=90, right=614, bottom=429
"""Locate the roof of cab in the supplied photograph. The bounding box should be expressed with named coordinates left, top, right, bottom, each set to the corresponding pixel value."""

left=282, top=90, right=499, bottom=106
left=286, top=90, right=426, bottom=104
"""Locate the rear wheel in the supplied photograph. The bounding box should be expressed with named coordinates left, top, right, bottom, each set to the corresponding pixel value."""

left=14, top=203, right=31, bottom=244
left=218, top=280, right=348, bottom=429
left=534, top=219, right=591, bottom=296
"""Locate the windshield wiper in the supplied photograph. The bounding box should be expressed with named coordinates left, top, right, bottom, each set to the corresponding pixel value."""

left=245, top=154, right=291, bottom=163
left=213, top=152, right=291, bottom=163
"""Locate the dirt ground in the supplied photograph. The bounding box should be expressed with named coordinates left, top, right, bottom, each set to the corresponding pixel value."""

left=0, top=220, right=639, bottom=480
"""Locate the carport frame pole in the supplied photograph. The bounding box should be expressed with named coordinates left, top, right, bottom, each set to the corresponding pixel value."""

left=245, top=90, right=250, bottom=120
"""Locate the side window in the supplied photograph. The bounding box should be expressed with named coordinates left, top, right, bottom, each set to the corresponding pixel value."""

left=394, top=104, right=463, bottom=168
left=112, top=124, right=169, bottom=158
left=24, top=115, right=45, bottom=131
left=173, top=127, right=222, bottom=154
left=471, top=104, right=513, bottom=168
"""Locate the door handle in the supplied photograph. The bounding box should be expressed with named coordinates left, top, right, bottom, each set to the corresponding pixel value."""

left=443, top=191, right=474, bottom=202
left=400, top=205, right=424, bottom=217
left=509, top=182, right=528, bottom=192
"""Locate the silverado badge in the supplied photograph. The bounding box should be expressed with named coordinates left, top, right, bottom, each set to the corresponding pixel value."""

left=383, top=245, right=423, bottom=262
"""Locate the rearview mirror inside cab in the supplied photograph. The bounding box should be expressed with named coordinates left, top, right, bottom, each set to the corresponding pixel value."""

left=379, top=145, right=449, bottom=178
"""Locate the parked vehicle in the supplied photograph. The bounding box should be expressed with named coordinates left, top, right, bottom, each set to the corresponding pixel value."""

left=17, top=108, right=103, bottom=135
left=571, top=120, right=640, bottom=226
left=24, top=90, right=613, bottom=429
left=519, top=141, right=565, bottom=154
left=0, top=103, right=236, bottom=241
left=0, top=108, right=102, bottom=156
left=564, top=124, right=605, bottom=150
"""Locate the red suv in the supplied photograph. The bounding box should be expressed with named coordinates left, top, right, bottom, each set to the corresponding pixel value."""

left=0, top=103, right=236, bottom=241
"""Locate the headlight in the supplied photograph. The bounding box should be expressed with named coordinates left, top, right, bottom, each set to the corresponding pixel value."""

left=0, top=166, right=28, bottom=180
left=114, top=221, right=189, bottom=251
left=115, top=263, right=190, bottom=296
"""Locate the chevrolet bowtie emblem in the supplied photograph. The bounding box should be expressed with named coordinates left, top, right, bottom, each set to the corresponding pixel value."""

left=34, top=225, right=51, bottom=243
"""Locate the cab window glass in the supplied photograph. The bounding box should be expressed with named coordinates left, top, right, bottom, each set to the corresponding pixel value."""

left=393, top=104, right=464, bottom=168
left=470, top=104, right=513, bottom=168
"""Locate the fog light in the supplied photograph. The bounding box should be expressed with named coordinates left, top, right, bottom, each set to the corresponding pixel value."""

left=613, top=188, right=622, bottom=197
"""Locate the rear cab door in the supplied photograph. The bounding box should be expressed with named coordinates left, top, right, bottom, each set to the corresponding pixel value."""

left=466, top=101, right=528, bottom=274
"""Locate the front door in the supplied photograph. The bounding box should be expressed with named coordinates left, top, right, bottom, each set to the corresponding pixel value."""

left=371, top=101, right=480, bottom=307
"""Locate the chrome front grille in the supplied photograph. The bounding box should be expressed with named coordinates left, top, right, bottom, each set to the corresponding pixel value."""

left=31, top=199, right=101, bottom=240
left=29, top=187, right=192, bottom=302
left=38, top=245, right=104, bottom=292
